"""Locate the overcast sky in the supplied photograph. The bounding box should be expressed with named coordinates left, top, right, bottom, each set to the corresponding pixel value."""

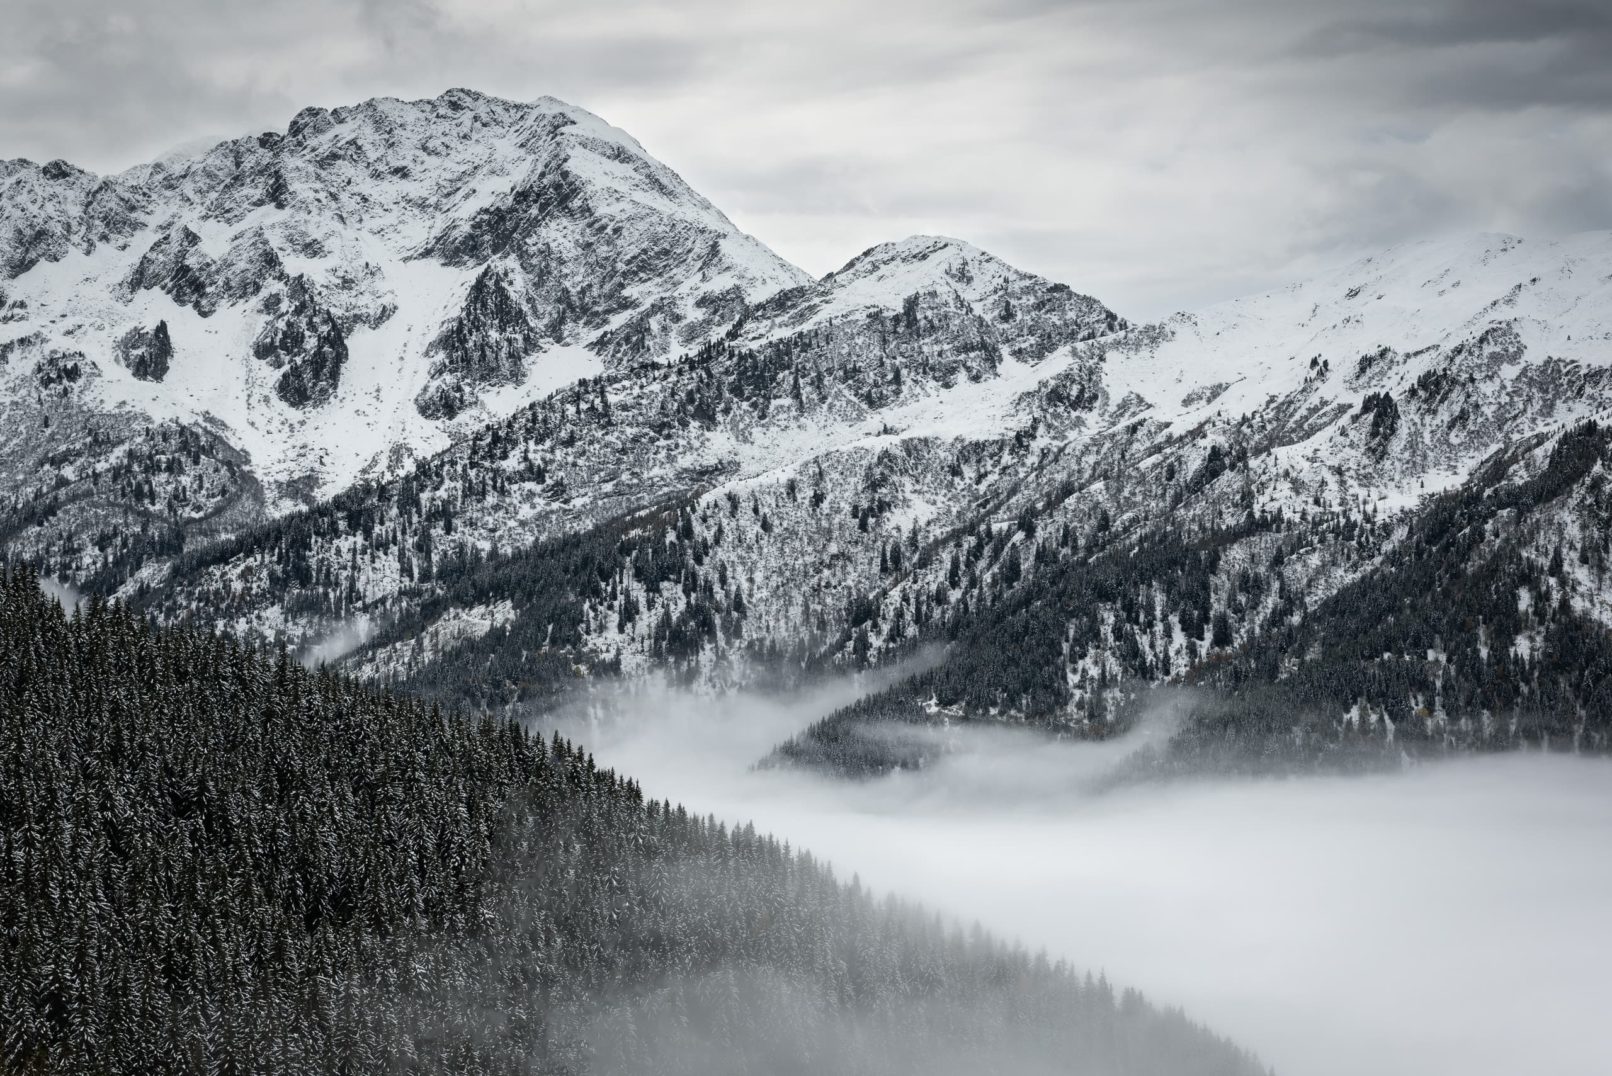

left=5, top=0, right=1610, bottom=316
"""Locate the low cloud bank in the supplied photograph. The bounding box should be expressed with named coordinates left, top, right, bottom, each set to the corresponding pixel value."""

left=550, top=679, right=1612, bottom=1076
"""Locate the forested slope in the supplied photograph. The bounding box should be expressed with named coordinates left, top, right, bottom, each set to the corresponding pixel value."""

left=772, top=421, right=1612, bottom=776
left=0, top=567, right=1262, bottom=1076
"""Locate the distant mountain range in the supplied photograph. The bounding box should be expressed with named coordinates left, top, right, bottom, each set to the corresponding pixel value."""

left=4, top=88, right=1609, bottom=773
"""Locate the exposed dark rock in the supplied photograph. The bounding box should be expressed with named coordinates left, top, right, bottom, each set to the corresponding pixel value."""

left=115, top=321, right=174, bottom=382
left=265, top=166, right=292, bottom=210
left=589, top=296, right=679, bottom=361
left=286, top=106, right=334, bottom=142
left=414, top=266, right=540, bottom=418
left=0, top=331, right=42, bottom=365
left=2, top=225, right=72, bottom=280
left=420, top=148, right=587, bottom=267
left=273, top=221, right=328, bottom=260
left=81, top=179, right=149, bottom=249
left=214, top=228, right=287, bottom=304
left=41, top=160, right=83, bottom=182
left=125, top=226, right=217, bottom=315
left=253, top=276, right=347, bottom=407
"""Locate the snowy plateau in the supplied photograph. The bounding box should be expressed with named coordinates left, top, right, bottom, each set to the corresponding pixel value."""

left=4, top=88, right=1611, bottom=770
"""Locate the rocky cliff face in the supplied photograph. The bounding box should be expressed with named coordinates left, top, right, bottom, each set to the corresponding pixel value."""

left=415, top=265, right=544, bottom=419
left=114, top=321, right=172, bottom=382
left=124, top=228, right=1612, bottom=736
left=0, top=89, right=807, bottom=526
left=127, top=231, right=1128, bottom=653
left=0, top=158, right=145, bottom=279
left=252, top=276, right=348, bottom=408
left=124, top=230, right=1612, bottom=776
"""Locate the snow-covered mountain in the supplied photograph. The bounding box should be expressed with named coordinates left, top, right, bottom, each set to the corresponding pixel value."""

left=0, top=89, right=806, bottom=542
left=760, top=231, right=1612, bottom=768
left=380, top=232, right=1611, bottom=768
left=1099, top=231, right=1612, bottom=505
left=125, top=230, right=1125, bottom=652
left=125, top=226, right=1611, bottom=742
left=4, top=91, right=1609, bottom=769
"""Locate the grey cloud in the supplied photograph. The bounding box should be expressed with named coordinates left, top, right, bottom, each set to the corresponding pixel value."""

left=3, top=0, right=1610, bottom=318
left=1314, top=0, right=1612, bottom=52
left=1289, top=0, right=1612, bottom=112
left=1532, top=176, right=1612, bottom=233
left=1408, top=59, right=1612, bottom=113
left=5, top=0, right=318, bottom=166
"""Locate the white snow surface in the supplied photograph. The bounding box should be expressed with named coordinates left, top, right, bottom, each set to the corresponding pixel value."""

left=1092, top=231, right=1612, bottom=505
left=0, top=89, right=807, bottom=509
left=1111, top=232, right=1612, bottom=425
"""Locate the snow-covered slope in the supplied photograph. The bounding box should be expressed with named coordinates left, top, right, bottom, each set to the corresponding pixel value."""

left=743, top=235, right=1119, bottom=341
left=129, top=233, right=1126, bottom=649
left=1096, top=232, right=1612, bottom=510
left=372, top=232, right=1612, bottom=752
left=752, top=231, right=1612, bottom=767
left=0, top=88, right=807, bottom=517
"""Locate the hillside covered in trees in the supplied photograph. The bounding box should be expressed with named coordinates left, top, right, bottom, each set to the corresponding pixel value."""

left=0, top=567, right=1263, bottom=1076
left=771, top=420, right=1612, bottom=776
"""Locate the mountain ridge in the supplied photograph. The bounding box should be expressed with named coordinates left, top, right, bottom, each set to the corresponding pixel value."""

left=0, top=89, right=824, bottom=591
left=0, top=88, right=810, bottom=504
left=3, top=90, right=1609, bottom=774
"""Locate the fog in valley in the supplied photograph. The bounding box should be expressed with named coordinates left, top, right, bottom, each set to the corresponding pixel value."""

left=551, top=681, right=1612, bottom=1076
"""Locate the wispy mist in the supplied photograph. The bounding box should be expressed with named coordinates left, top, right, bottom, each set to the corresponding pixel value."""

left=37, top=575, right=85, bottom=613
left=552, top=679, right=1612, bottom=1076
left=299, top=615, right=375, bottom=667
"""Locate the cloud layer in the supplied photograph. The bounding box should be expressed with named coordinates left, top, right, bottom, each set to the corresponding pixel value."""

left=6, top=0, right=1610, bottom=315
left=556, top=681, right=1612, bottom=1076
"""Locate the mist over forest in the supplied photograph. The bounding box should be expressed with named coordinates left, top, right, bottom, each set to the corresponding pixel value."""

left=555, top=680, right=1612, bottom=1076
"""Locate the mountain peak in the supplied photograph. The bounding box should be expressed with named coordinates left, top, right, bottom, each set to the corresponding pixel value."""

left=809, top=233, right=1110, bottom=327
left=437, top=86, right=500, bottom=104
left=0, top=86, right=810, bottom=506
left=830, top=235, right=989, bottom=279
left=735, top=230, right=1123, bottom=363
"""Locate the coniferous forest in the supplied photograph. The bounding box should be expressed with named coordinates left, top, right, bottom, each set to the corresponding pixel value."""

left=0, top=567, right=1263, bottom=1075
left=773, top=421, right=1612, bottom=777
